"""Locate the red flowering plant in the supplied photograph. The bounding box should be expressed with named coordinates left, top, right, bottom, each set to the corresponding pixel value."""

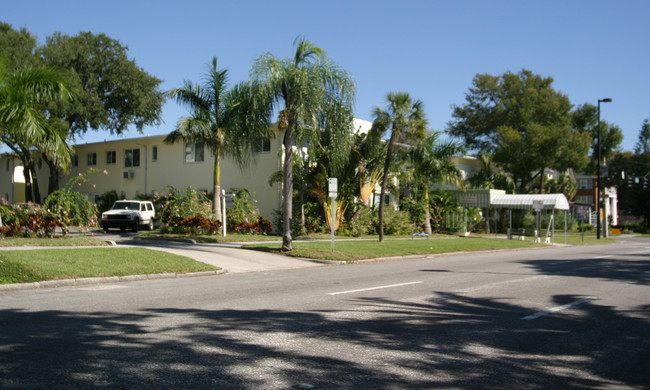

left=224, top=189, right=272, bottom=235
left=158, top=186, right=219, bottom=235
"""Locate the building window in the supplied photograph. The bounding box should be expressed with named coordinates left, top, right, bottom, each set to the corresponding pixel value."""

left=185, top=142, right=204, bottom=163
left=574, top=195, right=593, bottom=205
left=87, top=152, right=97, bottom=166
left=577, top=179, right=593, bottom=190
left=152, top=146, right=158, bottom=162
left=106, top=151, right=116, bottom=164
left=125, top=148, right=140, bottom=167
left=253, top=138, right=271, bottom=153
left=72, top=154, right=78, bottom=167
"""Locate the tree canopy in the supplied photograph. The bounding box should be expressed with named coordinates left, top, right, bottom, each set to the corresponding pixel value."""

left=164, top=56, right=271, bottom=220
left=448, top=69, right=591, bottom=193
left=250, top=37, right=355, bottom=250
left=373, top=92, right=427, bottom=241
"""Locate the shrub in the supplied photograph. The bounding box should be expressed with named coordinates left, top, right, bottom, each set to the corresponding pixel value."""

left=96, top=190, right=120, bottom=214
left=348, top=206, right=376, bottom=237
left=379, top=208, right=415, bottom=235
left=0, top=202, right=59, bottom=238
left=227, top=216, right=273, bottom=235
left=158, top=187, right=218, bottom=235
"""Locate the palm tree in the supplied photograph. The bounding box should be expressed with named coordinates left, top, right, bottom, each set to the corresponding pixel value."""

left=467, top=152, right=515, bottom=193
left=409, top=131, right=465, bottom=235
left=373, top=92, right=427, bottom=242
left=0, top=59, right=72, bottom=202
left=250, top=37, right=355, bottom=251
left=165, top=57, right=270, bottom=222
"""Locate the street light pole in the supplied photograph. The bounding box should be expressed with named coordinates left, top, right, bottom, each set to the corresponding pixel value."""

left=596, top=98, right=612, bottom=239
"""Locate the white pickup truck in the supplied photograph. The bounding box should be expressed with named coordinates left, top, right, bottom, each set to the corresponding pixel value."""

left=101, top=200, right=155, bottom=232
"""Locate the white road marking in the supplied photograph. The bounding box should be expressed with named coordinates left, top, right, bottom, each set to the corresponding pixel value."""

left=625, top=249, right=650, bottom=255
left=549, top=259, right=586, bottom=265
left=593, top=255, right=613, bottom=259
left=328, top=281, right=423, bottom=296
left=521, top=297, right=597, bottom=320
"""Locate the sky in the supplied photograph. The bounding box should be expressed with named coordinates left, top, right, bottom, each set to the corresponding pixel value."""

left=3, top=0, right=649, bottom=152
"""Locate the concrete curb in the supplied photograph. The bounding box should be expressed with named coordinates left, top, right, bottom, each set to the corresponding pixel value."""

left=0, top=269, right=226, bottom=292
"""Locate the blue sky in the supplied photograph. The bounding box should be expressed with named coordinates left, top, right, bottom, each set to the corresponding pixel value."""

left=3, top=0, right=649, bottom=151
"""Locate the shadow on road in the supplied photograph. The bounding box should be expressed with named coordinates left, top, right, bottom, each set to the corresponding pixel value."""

left=2, top=289, right=648, bottom=388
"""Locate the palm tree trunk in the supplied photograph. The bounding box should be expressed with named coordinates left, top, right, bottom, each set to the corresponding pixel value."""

left=282, top=125, right=294, bottom=251
left=423, top=186, right=432, bottom=235
left=43, top=156, right=60, bottom=195
left=213, top=150, right=222, bottom=222
left=378, top=129, right=397, bottom=242
left=31, top=165, right=42, bottom=204
left=22, top=165, right=33, bottom=203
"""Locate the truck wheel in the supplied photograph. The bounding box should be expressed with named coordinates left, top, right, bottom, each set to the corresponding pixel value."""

left=103, top=225, right=109, bottom=233
left=132, top=219, right=139, bottom=232
left=147, top=219, right=154, bottom=231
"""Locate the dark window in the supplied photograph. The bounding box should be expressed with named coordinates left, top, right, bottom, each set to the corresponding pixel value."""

left=152, top=146, right=158, bottom=162
left=106, top=151, right=116, bottom=164
left=254, top=138, right=271, bottom=153
left=185, top=142, right=204, bottom=163
left=125, top=148, right=140, bottom=167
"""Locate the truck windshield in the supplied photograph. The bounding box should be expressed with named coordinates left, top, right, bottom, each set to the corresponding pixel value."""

left=112, top=202, right=140, bottom=210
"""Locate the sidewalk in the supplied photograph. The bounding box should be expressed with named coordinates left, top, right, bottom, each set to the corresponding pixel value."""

left=137, top=242, right=323, bottom=274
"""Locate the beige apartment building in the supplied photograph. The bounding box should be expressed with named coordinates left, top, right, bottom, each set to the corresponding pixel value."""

left=1, top=133, right=283, bottom=222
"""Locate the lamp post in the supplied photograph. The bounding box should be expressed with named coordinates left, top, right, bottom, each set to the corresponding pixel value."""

left=596, top=98, right=612, bottom=239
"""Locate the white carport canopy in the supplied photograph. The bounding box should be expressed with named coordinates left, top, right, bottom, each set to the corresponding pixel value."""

left=490, top=194, right=570, bottom=210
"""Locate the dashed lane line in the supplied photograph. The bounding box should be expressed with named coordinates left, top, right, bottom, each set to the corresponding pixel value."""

left=327, top=281, right=423, bottom=296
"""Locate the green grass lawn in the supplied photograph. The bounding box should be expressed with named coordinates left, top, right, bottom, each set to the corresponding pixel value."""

left=0, top=247, right=219, bottom=284
left=0, top=236, right=110, bottom=247
left=244, top=236, right=543, bottom=261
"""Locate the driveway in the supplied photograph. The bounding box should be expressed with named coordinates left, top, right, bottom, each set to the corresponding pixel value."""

left=103, top=232, right=323, bottom=274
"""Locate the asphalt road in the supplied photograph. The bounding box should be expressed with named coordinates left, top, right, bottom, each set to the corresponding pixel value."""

left=1, top=236, right=649, bottom=389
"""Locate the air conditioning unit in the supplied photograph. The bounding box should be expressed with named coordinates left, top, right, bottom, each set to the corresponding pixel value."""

left=123, top=171, right=135, bottom=179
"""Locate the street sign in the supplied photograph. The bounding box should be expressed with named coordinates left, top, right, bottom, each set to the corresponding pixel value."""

left=328, top=177, right=337, bottom=198
left=533, top=200, right=543, bottom=211
left=225, top=198, right=235, bottom=209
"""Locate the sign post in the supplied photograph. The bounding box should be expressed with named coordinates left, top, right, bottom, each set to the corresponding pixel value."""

left=221, top=190, right=236, bottom=237
left=328, top=178, right=337, bottom=252
left=533, top=200, right=543, bottom=243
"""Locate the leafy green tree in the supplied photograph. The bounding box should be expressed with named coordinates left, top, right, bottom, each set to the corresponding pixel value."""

left=467, top=153, right=515, bottom=193
left=448, top=69, right=591, bottom=193
left=408, top=131, right=464, bottom=235
left=571, top=103, right=623, bottom=173
left=250, top=37, right=355, bottom=250
left=608, top=121, right=650, bottom=229
left=0, top=57, right=72, bottom=202
left=165, top=57, right=270, bottom=222
left=544, top=174, right=577, bottom=200
left=39, top=31, right=164, bottom=191
left=372, top=92, right=427, bottom=242
left=634, top=119, right=650, bottom=155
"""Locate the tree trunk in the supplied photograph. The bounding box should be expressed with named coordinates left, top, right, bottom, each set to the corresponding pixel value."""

left=282, top=124, right=294, bottom=251
left=539, top=168, right=545, bottom=194
left=378, top=129, right=397, bottom=242
left=30, top=163, right=42, bottom=204
left=23, top=164, right=33, bottom=203
left=43, top=156, right=60, bottom=195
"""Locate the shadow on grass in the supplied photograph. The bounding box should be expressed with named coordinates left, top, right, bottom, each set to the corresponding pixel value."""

left=2, top=291, right=648, bottom=388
